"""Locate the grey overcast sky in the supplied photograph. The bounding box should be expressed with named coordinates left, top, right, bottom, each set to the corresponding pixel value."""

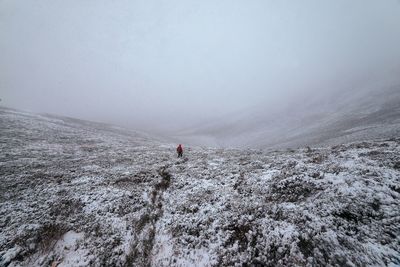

left=1, top=0, right=400, bottom=131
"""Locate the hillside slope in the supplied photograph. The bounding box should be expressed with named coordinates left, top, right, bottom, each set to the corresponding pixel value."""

left=0, top=108, right=399, bottom=266
left=173, top=85, right=400, bottom=149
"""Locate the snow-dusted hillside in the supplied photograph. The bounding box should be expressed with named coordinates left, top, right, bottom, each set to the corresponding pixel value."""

left=173, top=85, right=400, bottom=149
left=1, top=107, right=399, bottom=266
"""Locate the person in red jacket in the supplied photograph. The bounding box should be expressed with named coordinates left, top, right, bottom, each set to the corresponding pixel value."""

left=177, top=144, right=183, bottom=158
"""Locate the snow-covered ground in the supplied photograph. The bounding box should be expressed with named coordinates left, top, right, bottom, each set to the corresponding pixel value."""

left=1, top=107, right=399, bottom=266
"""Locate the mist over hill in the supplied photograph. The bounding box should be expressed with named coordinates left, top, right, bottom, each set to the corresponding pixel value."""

left=171, top=84, right=400, bottom=149
left=1, top=0, right=400, bottom=266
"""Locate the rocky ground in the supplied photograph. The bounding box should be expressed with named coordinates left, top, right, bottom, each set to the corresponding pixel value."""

left=0, top=107, right=399, bottom=266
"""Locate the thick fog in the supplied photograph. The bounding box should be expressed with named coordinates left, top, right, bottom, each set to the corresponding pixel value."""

left=1, top=0, right=400, bottom=133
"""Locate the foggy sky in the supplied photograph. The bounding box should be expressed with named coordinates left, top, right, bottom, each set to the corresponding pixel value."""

left=1, top=0, right=400, bottom=132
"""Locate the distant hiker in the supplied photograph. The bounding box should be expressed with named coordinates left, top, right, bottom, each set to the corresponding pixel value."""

left=177, top=144, right=183, bottom=158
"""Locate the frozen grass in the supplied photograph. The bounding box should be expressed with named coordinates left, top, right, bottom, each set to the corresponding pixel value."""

left=0, top=107, right=399, bottom=266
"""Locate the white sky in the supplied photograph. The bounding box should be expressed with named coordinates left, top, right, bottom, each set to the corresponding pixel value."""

left=1, top=0, right=400, bottom=131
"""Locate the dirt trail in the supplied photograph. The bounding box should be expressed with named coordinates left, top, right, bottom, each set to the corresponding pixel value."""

left=127, top=165, right=173, bottom=266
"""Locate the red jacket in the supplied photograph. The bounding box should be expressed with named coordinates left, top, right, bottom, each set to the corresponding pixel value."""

left=177, top=145, right=183, bottom=153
